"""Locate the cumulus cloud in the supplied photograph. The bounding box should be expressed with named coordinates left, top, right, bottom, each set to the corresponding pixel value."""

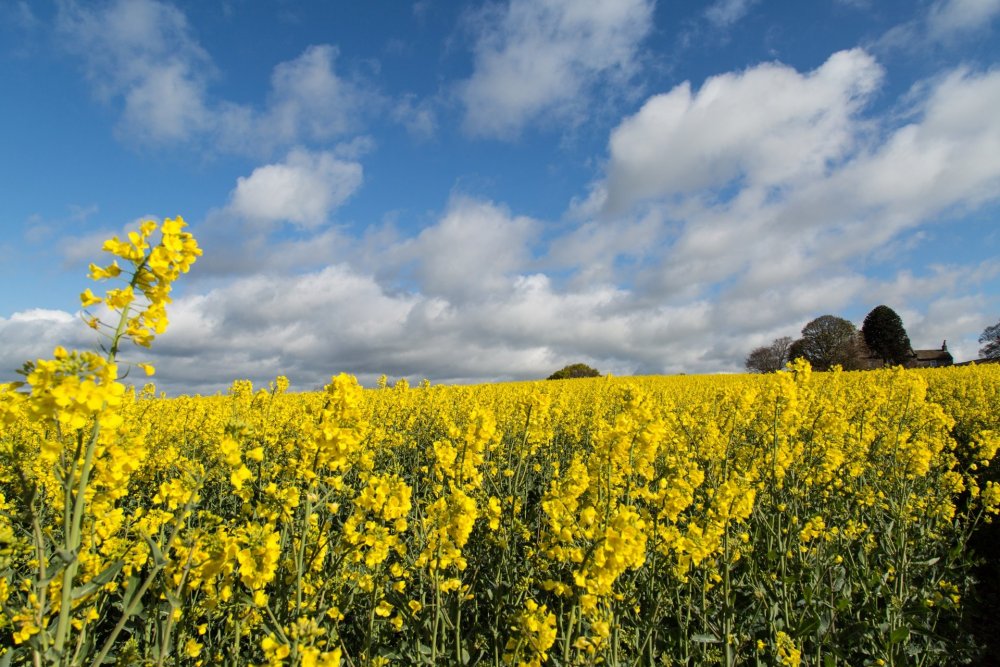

left=843, top=67, right=1000, bottom=217
left=55, top=214, right=165, bottom=267
left=118, top=263, right=720, bottom=393
left=57, top=0, right=212, bottom=142
left=586, top=53, right=1000, bottom=299
left=270, top=45, right=357, bottom=139
left=384, top=196, right=539, bottom=303
left=902, top=294, right=994, bottom=362
left=219, top=44, right=372, bottom=152
left=57, top=1, right=373, bottom=151
left=0, top=310, right=93, bottom=379
left=227, top=149, right=363, bottom=228
left=602, top=49, right=884, bottom=213
left=865, top=262, right=1000, bottom=313
left=459, top=0, right=654, bottom=138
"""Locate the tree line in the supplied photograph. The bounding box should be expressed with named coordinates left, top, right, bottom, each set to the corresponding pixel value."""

left=542, top=308, right=1000, bottom=379
left=746, top=306, right=1000, bottom=373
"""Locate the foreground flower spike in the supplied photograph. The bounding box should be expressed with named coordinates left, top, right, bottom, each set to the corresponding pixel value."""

left=81, top=216, right=201, bottom=356
left=1, top=216, right=201, bottom=667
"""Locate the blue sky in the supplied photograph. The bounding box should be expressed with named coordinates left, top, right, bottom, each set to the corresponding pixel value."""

left=1, top=0, right=999, bottom=393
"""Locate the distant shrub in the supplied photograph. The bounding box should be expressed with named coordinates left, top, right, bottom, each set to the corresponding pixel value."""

left=547, top=363, right=601, bottom=380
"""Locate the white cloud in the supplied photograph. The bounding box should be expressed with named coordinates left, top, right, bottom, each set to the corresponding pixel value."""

left=704, top=0, right=760, bottom=27
left=587, top=56, right=1000, bottom=307
left=121, top=62, right=211, bottom=140
left=130, top=262, right=721, bottom=392
left=927, top=0, right=1000, bottom=39
left=58, top=2, right=372, bottom=152
left=0, top=310, right=93, bottom=380
left=57, top=0, right=213, bottom=142
left=392, top=93, right=437, bottom=140
left=906, top=295, right=992, bottom=360
left=845, top=67, right=1000, bottom=217
left=865, top=262, right=1000, bottom=312
left=9, top=309, right=75, bottom=324
left=387, top=196, right=538, bottom=303
left=459, top=0, right=654, bottom=138
left=227, top=149, right=363, bottom=228
left=603, top=49, right=883, bottom=213
left=877, top=0, right=1000, bottom=51
left=10, top=29, right=999, bottom=392
left=256, top=45, right=367, bottom=146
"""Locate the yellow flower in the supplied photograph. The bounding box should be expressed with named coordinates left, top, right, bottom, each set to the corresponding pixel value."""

left=185, top=638, right=203, bottom=658
left=80, top=288, right=102, bottom=307
left=503, top=599, right=557, bottom=667
left=775, top=630, right=801, bottom=666
left=261, top=634, right=291, bottom=663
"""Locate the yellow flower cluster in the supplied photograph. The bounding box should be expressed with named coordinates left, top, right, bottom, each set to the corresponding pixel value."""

left=504, top=599, right=557, bottom=667
left=83, top=216, right=201, bottom=350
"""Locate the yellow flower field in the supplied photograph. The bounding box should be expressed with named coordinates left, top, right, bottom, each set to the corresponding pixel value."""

left=1, top=219, right=998, bottom=666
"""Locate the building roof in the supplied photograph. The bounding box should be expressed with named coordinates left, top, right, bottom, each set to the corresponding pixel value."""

left=953, top=357, right=1000, bottom=366
left=913, top=349, right=953, bottom=362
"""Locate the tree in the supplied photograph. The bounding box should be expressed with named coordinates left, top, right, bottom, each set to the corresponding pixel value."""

left=980, top=319, right=1000, bottom=360
left=862, top=305, right=913, bottom=366
left=745, top=336, right=794, bottom=373
left=788, top=337, right=808, bottom=364
left=547, top=363, right=601, bottom=380
left=796, top=315, right=866, bottom=371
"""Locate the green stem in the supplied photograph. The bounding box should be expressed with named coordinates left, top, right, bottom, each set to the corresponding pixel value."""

left=89, top=487, right=199, bottom=667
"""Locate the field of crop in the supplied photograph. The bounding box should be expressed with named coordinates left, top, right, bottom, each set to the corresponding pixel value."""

left=1, top=219, right=998, bottom=666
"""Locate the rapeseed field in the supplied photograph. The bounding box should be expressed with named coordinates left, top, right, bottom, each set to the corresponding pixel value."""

left=1, top=219, right=997, bottom=666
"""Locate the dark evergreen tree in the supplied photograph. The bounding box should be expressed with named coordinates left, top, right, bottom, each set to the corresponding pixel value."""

left=862, top=305, right=913, bottom=366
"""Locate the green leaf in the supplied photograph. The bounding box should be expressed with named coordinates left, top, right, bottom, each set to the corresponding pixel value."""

left=795, top=616, right=820, bottom=636
left=72, top=558, right=124, bottom=600
left=120, top=574, right=144, bottom=610
left=889, top=626, right=910, bottom=645
left=163, top=586, right=182, bottom=609
left=818, top=612, right=832, bottom=636
left=141, top=531, right=169, bottom=568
